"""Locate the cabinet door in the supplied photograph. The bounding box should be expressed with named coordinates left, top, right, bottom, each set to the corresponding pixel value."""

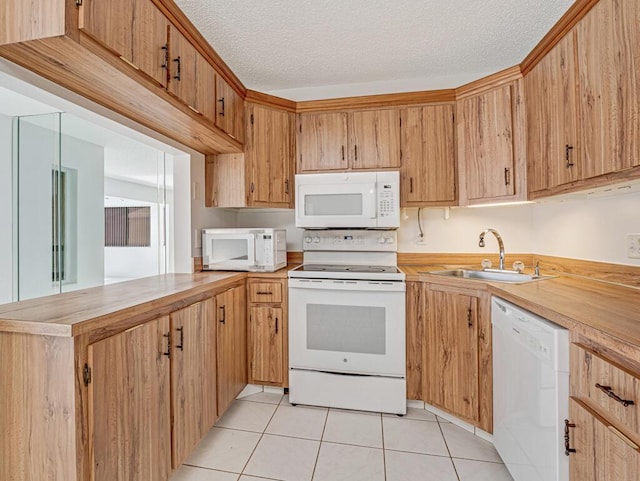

left=216, top=285, right=247, bottom=416
left=249, top=306, right=284, bottom=384
left=297, top=112, right=349, bottom=172
left=215, top=75, right=245, bottom=142
left=79, top=0, right=134, bottom=62
left=88, top=317, right=172, bottom=481
left=458, top=84, right=516, bottom=201
left=568, top=398, right=640, bottom=480
left=195, top=53, right=217, bottom=123
left=132, top=0, right=170, bottom=87
left=170, top=299, right=217, bottom=468
left=406, top=282, right=426, bottom=400
left=526, top=31, right=580, bottom=192
left=349, top=108, right=401, bottom=170
left=426, top=288, right=479, bottom=423
left=401, top=105, right=456, bottom=205
left=577, top=0, right=640, bottom=178
left=168, top=25, right=197, bottom=109
left=248, top=104, right=292, bottom=205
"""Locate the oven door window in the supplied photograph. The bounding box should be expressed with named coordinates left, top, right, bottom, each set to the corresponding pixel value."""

left=307, top=304, right=385, bottom=355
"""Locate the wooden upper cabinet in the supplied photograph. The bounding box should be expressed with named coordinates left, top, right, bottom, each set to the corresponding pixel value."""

left=167, top=25, right=197, bottom=109
left=88, top=316, right=172, bottom=481
left=247, top=103, right=293, bottom=206
left=526, top=31, right=580, bottom=193
left=577, top=0, right=640, bottom=178
left=132, top=0, right=170, bottom=88
left=195, top=53, right=217, bottom=123
left=170, top=299, right=217, bottom=468
left=79, top=0, right=134, bottom=61
left=400, top=104, right=456, bottom=206
left=215, top=75, right=245, bottom=143
left=297, top=112, right=349, bottom=172
left=457, top=80, right=526, bottom=204
left=349, top=108, right=401, bottom=170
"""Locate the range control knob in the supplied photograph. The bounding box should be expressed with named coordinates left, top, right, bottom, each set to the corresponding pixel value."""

left=385, top=237, right=394, bottom=244
left=313, top=236, right=320, bottom=244
left=304, top=236, right=312, bottom=244
left=378, top=237, right=386, bottom=244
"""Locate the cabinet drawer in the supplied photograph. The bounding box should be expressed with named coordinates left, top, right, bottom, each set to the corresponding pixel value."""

left=248, top=282, right=283, bottom=303
left=571, top=343, right=640, bottom=435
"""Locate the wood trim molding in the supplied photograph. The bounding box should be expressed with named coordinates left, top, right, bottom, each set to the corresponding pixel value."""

left=153, top=0, right=246, bottom=97
left=529, top=167, right=640, bottom=200
left=455, top=65, right=522, bottom=99
left=296, top=89, right=456, bottom=113
left=245, top=90, right=297, bottom=112
left=520, top=0, right=600, bottom=75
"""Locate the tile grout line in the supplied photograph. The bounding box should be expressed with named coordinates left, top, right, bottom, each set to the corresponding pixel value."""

left=237, top=399, right=282, bottom=479
left=436, top=416, right=462, bottom=481
left=309, top=406, right=330, bottom=481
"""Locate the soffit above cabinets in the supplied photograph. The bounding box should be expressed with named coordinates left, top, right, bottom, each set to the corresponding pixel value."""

left=175, top=0, right=573, bottom=100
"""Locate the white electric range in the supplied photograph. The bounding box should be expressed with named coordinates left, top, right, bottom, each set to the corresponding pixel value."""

left=288, top=229, right=406, bottom=415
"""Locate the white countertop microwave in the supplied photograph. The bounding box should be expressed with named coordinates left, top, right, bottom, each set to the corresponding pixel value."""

left=202, top=228, right=287, bottom=272
left=295, top=171, right=400, bottom=229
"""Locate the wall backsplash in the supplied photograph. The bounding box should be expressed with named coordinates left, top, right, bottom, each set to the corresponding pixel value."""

left=217, top=190, right=640, bottom=267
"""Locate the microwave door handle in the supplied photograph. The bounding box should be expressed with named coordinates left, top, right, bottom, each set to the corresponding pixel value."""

left=370, top=186, right=377, bottom=219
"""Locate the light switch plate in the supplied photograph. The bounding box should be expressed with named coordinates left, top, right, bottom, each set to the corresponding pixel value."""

left=627, top=234, right=640, bottom=259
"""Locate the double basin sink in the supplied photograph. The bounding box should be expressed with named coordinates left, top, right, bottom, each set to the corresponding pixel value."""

left=421, top=268, right=554, bottom=284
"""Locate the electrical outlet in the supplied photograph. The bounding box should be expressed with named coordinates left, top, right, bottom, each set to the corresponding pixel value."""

left=415, top=235, right=426, bottom=245
left=627, top=234, right=640, bottom=259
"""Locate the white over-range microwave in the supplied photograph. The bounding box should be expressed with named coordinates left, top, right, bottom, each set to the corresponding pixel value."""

left=295, top=171, right=400, bottom=229
left=202, top=228, right=287, bottom=272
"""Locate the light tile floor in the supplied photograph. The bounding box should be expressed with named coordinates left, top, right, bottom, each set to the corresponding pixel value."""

left=172, top=393, right=514, bottom=481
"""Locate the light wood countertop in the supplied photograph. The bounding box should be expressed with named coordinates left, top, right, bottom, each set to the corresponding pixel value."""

left=0, top=273, right=246, bottom=337
left=402, top=264, right=640, bottom=351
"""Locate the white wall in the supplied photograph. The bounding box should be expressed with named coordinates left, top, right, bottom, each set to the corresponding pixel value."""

left=236, top=209, right=302, bottom=252
left=533, top=193, right=640, bottom=266
left=0, top=114, right=13, bottom=304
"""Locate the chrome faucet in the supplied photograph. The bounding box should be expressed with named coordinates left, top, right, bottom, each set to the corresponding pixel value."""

left=479, top=229, right=505, bottom=270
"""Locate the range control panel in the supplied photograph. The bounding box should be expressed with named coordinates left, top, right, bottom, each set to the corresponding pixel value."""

left=302, top=229, right=398, bottom=252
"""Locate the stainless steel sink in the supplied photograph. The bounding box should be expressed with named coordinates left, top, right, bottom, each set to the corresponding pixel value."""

left=420, top=269, right=554, bottom=283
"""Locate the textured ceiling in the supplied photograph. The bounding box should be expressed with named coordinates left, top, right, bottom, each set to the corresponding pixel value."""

left=176, top=0, right=573, bottom=100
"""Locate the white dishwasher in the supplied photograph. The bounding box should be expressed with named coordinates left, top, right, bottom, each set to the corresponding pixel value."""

left=492, top=296, right=569, bottom=481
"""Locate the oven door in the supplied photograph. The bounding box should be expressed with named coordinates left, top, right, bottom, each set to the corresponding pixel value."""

left=202, top=232, right=256, bottom=270
left=288, top=278, right=406, bottom=377
left=295, top=177, right=378, bottom=228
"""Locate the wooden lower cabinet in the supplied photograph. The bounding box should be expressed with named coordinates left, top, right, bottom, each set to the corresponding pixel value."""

left=88, top=316, right=173, bottom=481
left=568, top=397, right=640, bottom=480
left=406, top=281, right=426, bottom=400
left=247, top=278, right=288, bottom=387
left=216, top=284, right=248, bottom=415
left=170, top=299, right=218, bottom=467
left=422, top=282, right=492, bottom=432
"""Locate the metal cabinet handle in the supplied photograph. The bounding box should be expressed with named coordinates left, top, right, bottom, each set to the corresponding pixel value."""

left=354, top=145, right=358, bottom=161
left=219, top=305, right=226, bottom=324
left=163, top=332, right=171, bottom=357
left=285, top=179, right=289, bottom=195
left=256, top=291, right=273, bottom=295
left=161, top=44, right=169, bottom=70
left=467, top=308, right=473, bottom=328
left=504, top=167, right=511, bottom=186
left=564, top=419, right=576, bottom=456
left=409, top=177, right=414, bottom=193
left=275, top=317, right=279, bottom=334
left=176, top=326, right=184, bottom=351
left=565, top=144, right=574, bottom=167
left=173, top=56, right=181, bottom=81
left=341, top=145, right=345, bottom=161
left=218, top=97, right=225, bottom=116
left=596, top=383, right=635, bottom=407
